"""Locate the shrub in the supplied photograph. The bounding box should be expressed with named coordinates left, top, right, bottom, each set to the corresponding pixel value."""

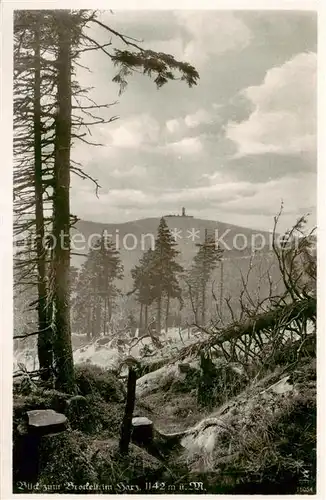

left=74, top=363, right=125, bottom=402
left=36, top=431, right=98, bottom=493
left=218, top=379, right=316, bottom=494
left=67, top=394, right=123, bottom=436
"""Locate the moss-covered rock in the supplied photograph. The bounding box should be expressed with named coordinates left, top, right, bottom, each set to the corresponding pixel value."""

left=67, top=394, right=123, bottom=436
left=74, top=363, right=125, bottom=403
left=14, top=431, right=165, bottom=494
left=37, top=431, right=99, bottom=493
left=90, top=439, right=164, bottom=488
left=176, top=359, right=316, bottom=494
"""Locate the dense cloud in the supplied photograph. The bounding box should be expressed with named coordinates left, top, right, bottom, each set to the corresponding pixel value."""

left=71, top=10, right=317, bottom=233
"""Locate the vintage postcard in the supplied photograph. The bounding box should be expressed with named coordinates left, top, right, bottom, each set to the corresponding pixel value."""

left=0, top=0, right=322, bottom=497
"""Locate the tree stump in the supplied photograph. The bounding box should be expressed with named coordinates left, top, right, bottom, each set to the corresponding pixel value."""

left=197, top=352, right=217, bottom=407
left=119, top=368, right=137, bottom=454
left=131, top=416, right=154, bottom=447
left=27, top=409, right=67, bottom=436
left=14, top=409, right=67, bottom=486
left=178, top=363, right=191, bottom=374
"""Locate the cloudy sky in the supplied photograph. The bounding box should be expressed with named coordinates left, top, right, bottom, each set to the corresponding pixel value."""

left=71, top=10, right=317, bottom=233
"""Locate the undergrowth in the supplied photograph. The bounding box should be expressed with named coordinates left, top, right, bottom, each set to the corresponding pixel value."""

left=13, top=347, right=316, bottom=494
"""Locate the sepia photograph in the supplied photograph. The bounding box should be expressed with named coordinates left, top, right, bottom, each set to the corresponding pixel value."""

left=5, top=3, right=318, bottom=495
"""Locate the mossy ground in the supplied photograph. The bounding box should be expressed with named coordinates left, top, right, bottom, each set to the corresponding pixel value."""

left=13, top=356, right=316, bottom=494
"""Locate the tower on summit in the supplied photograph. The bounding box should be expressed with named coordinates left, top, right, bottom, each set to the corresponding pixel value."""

left=165, top=207, right=193, bottom=218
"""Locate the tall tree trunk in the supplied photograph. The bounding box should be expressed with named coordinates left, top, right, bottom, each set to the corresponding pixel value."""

left=108, top=297, right=112, bottom=323
left=103, top=261, right=108, bottom=336
left=119, top=367, right=137, bottom=454
left=144, top=304, right=148, bottom=331
left=201, top=229, right=208, bottom=325
left=87, top=307, right=91, bottom=340
left=156, top=295, right=161, bottom=335
left=139, top=302, right=143, bottom=335
left=94, top=302, right=101, bottom=338
left=165, top=294, right=170, bottom=333
left=91, top=306, right=96, bottom=338
left=52, top=12, right=75, bottom=393
left=201, top=281, right=206, bottom=325
left=103, top=297, right=107, bottom=336
left=33, top=17, right=52, bottom=381
left=220, top=259, right=224, bottom=322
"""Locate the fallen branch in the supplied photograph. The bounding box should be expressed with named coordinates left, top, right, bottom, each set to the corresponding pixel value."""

left=14, top=325, right=52, bottom=340
left=173, top=296, right=316, bottom=362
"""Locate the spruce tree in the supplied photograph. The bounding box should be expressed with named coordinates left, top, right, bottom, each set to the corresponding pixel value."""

left=130, top=248, right=155, bottom=334
left=97, top=234, right=124, bottom=335
left=188, top=230, right=223, bottom=325
left=73, top=234, right=123, bottom=338
left=151, top=218, right=183, bottom=335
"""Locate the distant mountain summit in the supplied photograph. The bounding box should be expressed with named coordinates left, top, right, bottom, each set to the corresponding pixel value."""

left=71, top=215, right=273, bottom=270
left=164, top=206, right=194, bottom=219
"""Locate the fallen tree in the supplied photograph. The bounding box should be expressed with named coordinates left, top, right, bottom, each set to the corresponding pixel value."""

left=175, top=295, right=316, bottom=362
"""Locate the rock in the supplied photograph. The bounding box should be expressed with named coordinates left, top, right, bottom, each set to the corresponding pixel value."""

left=27, top=409, right=67, bottom=435
left=174, top=361, right=316, bottom=477
left=96, top=337, right=111, bottom=346
left=131, top=416, right=154, bottom=447
left=132, top=416, right=152, bottom=426
left=136, top=363, right=185, bottom=397
left=75, top=364, right=125, bottom=403
left=269, top=375, right=294, bottom=395
left=178, top=363, right=191, bottom=373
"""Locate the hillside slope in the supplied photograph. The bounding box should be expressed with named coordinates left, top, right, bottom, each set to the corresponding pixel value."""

left=71, top=217, right=277, bottom=293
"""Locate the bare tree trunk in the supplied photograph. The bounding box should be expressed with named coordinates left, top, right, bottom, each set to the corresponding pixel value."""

left=165, top=294, right=170, bottom=333
left=186, top=281, right=199, bottom=324
left=33, top=17, right=52, bottom=381
left=156, top=295, right=161, bottom=335
left=201, top=229, right=208, bottom=325
left=52, top=12, right=75, bottom=393
left=87, top=307, right=91, bottom=340
left=103, top=297, right=107, bottom=336
left=201, top=282, right=206, bottom=325
left=119, top=367, right=137, bottom=454
left=139, top=303, right=143, bottom=335
left=94, top=302, right=101, bottom=338
left=108, top=297, right=112, bottom=323
left=102, top=259, right=109, bottom=336
left=220, top=260, right=224, bottom=322
left=144, top=304, right=148, bottom=331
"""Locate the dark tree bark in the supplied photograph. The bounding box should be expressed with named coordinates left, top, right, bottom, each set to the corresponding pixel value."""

left=119, top=367, right=137, bottom=454
left=87, top=307, right=92, bottom=340
left=103, top=297, right=107, bottom=336
left=108, top=298, right=112, bottom=323
left=201, top=229, right=208, bottom=325
left=156, top=295, right=161, bottom=336
left=197, top=351, right=216, bottom=407
left=52, top=12, right=75, bottom=393
left=93, top=301, right=101, bottom=338
left=144, top=304, right=148, bottom=331
left=139, top=302, right=143, bottom=334
left=201, top=281, right=206, bottom=325
left=220, top=260, right=224, bottom=322
left=165, top=294, right=170, bottom=333
left=33, top=17, right=52, bottom=380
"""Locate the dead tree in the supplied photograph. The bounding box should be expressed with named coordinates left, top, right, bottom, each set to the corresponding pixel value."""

left=119, top=367, right=137, bottom=454
left=52, top=12, right=75, bottom=393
